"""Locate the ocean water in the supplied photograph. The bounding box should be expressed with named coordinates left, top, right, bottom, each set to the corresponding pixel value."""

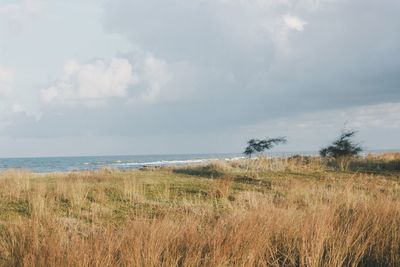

left=1, top=150, right=390, bottom=173
left=0, top=153, right=245, bottom=173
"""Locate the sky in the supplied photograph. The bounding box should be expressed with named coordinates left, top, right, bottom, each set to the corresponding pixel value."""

left=0, top=0, right=399, bottom=157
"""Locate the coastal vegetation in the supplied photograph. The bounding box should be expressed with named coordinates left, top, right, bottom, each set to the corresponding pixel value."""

left=320, top=130, right=363, bottom=171
left=244, top=137, right=287, bottom=158
left=0, top=153, right=399, bottom=266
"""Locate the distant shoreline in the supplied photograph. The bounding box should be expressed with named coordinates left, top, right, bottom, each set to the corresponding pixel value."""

left=0, top=150, right=399, bottom=174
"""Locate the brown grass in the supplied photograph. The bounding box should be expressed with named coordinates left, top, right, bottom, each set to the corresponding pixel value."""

left=0, top=156, right=399, bottom=266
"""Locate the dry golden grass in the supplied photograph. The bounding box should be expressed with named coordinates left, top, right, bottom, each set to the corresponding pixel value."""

left=367, top=152, right=400, bottom=161
left=0, top=156, right=399, bottom=266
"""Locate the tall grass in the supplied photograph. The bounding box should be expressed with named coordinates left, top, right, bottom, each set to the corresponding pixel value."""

left=0, top=156, right=399, bottom=266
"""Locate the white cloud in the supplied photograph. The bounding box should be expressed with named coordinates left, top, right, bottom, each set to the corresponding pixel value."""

left=40, top=55, right=173, bottom=107
left=0, top=0, right=46, bottom=23
left=0, top=67, right=37, bottom=119
left=140, top=55, right=172, bottom=102
left=0, top=0, right=46, bottom=39
left=12, top=103, right=26, bottom=113
left=246, top=102, right=400, bottom=135
left=0, top=66, right=14, bottom=84
left=40, top=87, right=58, bottom=103
left=342, top=102, right=400, bottom=129
left=0, top=66, right=14, bottom=95
left=284, top=14, right=306, bottom=31
left=291, top=102, right=400, bottom=130
left=40, top=58, right=137, bottom=106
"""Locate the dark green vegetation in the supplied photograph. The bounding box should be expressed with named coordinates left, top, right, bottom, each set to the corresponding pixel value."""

left=244, top=136, right=287, bottom=157
left=320, top=130, right=363, bottom=170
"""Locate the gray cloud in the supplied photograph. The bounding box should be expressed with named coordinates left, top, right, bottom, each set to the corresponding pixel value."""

left=102, top=0, right=400, bottom=112
left=1, top=0, right=400, bottom=156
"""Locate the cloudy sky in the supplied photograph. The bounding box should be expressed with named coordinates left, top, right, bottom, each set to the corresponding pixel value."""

left=0, top=0, right=399, bottom=157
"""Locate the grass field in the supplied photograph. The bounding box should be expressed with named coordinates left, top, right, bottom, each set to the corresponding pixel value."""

left=0, top=154, right=399, bottom=266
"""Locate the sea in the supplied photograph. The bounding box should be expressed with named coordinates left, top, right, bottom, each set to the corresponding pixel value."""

left=0, top=150, right=394, bottom=173
left=0, top=153, right=246, bottom=173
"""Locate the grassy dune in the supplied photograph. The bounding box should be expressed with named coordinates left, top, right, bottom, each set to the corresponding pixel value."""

left=0, top=154, right=399, bottom=266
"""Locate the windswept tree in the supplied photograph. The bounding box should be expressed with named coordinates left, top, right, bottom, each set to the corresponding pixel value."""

left=244, top=137, right=287, bottom=158
left=320, top=130, right=362, bottom=170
